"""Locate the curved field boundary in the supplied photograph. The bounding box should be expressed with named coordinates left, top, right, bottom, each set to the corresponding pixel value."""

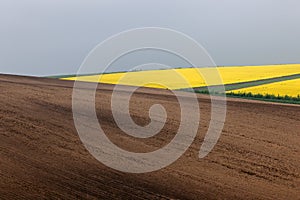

left=189, top=73, right=300, bottom=104
left=191, top=73, right=300, bottom=93
left=226, top=77, right=300, bottom=104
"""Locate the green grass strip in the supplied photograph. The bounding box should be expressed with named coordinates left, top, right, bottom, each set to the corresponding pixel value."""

left=191, top=73, right=300, bottom=93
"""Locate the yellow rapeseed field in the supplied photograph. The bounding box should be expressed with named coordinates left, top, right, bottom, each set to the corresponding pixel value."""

left=63, top=64, right=300, bottom=90
left=228, top=78, right=300, bottom=97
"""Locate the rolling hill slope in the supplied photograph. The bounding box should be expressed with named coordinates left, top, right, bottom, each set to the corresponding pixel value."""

left=1, top=74, right=299, bottom=199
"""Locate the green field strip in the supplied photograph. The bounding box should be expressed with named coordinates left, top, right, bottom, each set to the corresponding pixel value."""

left=189, top=73, right=300, bottom=93
left=45, top=71, right=132, bottom=79
left=189, top=73, right=300, bottom=105
left=44, top=67, right=197, bottom=79
left=46, top=73, right=100, bottom=78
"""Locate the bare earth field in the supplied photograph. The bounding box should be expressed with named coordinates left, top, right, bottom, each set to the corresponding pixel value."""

left=0, top=74, right=299, bottom=199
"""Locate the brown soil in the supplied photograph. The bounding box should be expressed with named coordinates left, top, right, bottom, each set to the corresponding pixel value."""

left=0, top=74, right=299, bottom=200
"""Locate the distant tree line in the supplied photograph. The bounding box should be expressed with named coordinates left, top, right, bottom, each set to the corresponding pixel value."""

left=194, top=89, right=300, bottom=104
left=227, top=92, right=300, bottom=102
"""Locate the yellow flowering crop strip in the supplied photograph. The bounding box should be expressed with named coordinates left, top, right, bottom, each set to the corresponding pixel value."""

left=62, top=64, right=300, bottom=90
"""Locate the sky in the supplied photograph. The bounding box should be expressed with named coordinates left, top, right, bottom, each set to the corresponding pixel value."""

left=0, top=0, right=300, bottom=76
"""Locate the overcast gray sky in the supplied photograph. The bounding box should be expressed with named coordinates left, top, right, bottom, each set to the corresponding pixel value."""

left=1, top=0, right=300, bottom=76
